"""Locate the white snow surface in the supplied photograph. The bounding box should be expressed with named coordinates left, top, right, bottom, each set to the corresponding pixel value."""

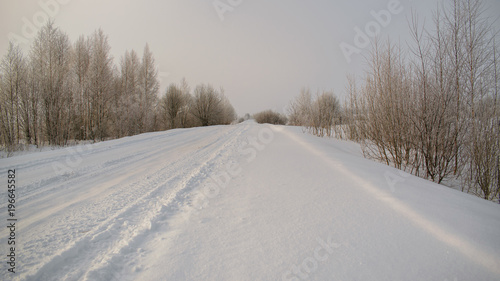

left=1, top=121, right=499, bottom=281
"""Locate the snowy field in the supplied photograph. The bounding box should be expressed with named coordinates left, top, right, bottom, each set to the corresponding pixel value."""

left=1, top=121, right=499, bottom=281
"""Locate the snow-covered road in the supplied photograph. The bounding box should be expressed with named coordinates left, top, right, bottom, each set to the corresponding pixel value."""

left=1, top=121, right=499, bottom=280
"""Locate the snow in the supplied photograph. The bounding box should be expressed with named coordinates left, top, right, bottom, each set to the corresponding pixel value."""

left=1, top=121, right=499, bottom=281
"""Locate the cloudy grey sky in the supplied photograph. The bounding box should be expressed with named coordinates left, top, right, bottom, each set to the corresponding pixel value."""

left=1, top=0, right=499, bottom=115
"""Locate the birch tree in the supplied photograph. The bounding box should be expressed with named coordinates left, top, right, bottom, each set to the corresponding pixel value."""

left=73, top=35, right=91, bottom=140
left=0, top=43, right=26, bottom=148
left=30, top=21, right=73, bottom=145
left=117, top=49, right=141, bottom=136
left=138, top=44, right=159, bottom=133
left=191, top=84, right=225, bottom=126
left=161, top=83, right=187, bottom=129
left=87, top=28, right=114, bottom=140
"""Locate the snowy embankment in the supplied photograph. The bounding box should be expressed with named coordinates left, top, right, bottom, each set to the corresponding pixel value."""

left=1, top=121, right=499, bottom=281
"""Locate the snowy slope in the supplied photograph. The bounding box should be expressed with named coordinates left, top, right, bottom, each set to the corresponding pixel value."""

left=1, top=121, right=499, bottom=281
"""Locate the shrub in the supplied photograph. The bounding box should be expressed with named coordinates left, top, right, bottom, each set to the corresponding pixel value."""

left=253, top=110, right=287, bottom=125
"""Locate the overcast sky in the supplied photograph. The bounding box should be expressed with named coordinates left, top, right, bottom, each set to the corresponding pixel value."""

left=1, top=0, right=499, bottom=115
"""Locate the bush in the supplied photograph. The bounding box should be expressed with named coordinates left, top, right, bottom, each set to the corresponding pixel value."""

left=253, top=110, right=287, bottom=125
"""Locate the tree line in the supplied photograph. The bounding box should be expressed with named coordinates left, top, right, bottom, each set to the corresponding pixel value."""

left=0, top=21, right=236, bottom=152
left=287, top=0, right=499, bottom=201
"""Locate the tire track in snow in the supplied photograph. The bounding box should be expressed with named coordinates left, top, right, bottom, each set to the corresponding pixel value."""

left=7, top=125, right=247, bottom=281
left=81, top=125, right=249, bottom=280
left=1, top=127, right=227, bottom=232
left=4, top=129, right=215, bottom=214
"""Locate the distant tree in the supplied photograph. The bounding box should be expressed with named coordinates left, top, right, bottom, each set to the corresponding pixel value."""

left=309, top=91, right=341, bottom=137
left=87, top=28, right=114, bottom=140
left=237, top=113, right=251, bottom=123
left=30, top=21, right=73, bottom=145
left=24, top=57, right=41, bottom=146
left=357, top=40, right=415, bottom=172
left=161, top=83, right=187, bottom=129
left=72, top=35, right=91, bottom=140
left=191, top=84, right=235, bottom=126
left=253, top=110, right=287, bottom=125
left=0, top=43, right=26, bottom=148
left=178, top=78, right=195, bottom=128
left=343, top=74, right=362, bottom=141
left=287, top=88, right=341, bottom=136
left=0, top=22, right=240, bottom=155
left=138, top=44, right=159, bottom=133
left=116, top=49, right=141, bottom=136
left=218, top=87, right=237, bottom=125
left=287, top=87, right=312, bottom=126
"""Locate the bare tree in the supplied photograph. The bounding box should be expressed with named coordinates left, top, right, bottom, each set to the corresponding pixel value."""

left=339, top=0, right=499, bottom=200
left=354, top=39, right=415, bottom=171
left=288, top=88, right=342, bottom=137
left=287, top=87, right=312, bottom=127
left=253, top=110, right=287, bottom=125
left=30, top=21, right=73, bottom=146
left=191, top=84, right=224, bottom=126
left=443, top=0, right=467, bottom=176
left=178, top=78, right=195, bottom=128
left=161, top=83, right=187, bottom=129
left=309, top=91, right=340, bottom=137
left=138, top=44, right=159, bottom=133
left=72, top=35, right=91, bottom=140
left=218, top=87, right=237, bottom=125
left=406, top=8, right=462, bottom=183
left=0, top=43, right=27, bottom=149
left=23, top=57, right=41, bottom=146
left=458, top=0, right=498, bottom=199
left=344, top=74, right=362, bottom=141
left=0, top=22, right=240, bottom=155
left=116, top=49, right=141, bottom=136
left=87, top=28, right=114, bottom=140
